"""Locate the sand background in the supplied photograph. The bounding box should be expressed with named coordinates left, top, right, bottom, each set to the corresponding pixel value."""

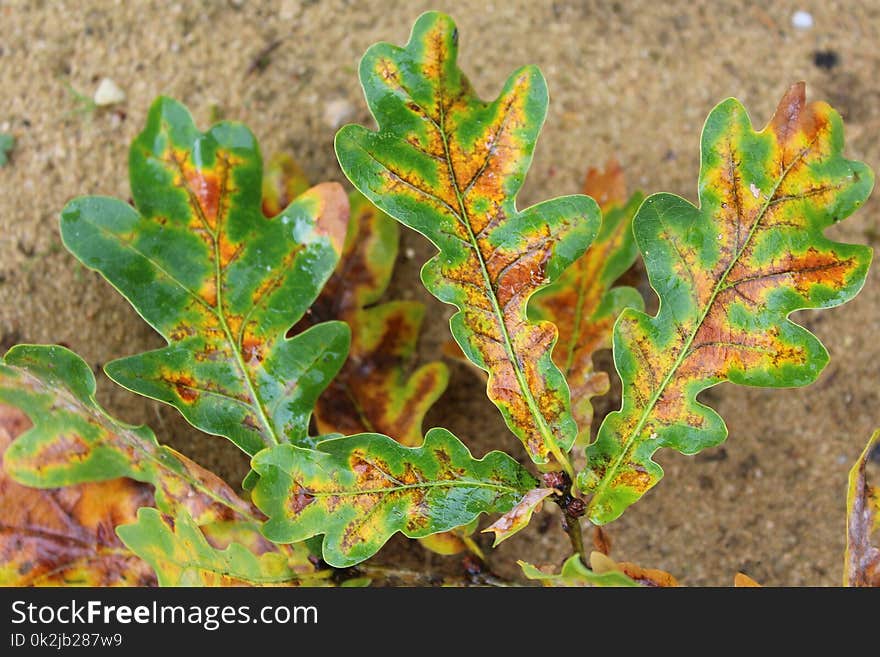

left=1, top=0, right=879, bottom=586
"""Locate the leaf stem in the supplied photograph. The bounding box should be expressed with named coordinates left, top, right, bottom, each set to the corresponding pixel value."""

left=543, top=471, right=588, bottom=564
left=561, top=513, right=588, bottom=566
left=431, top=83, right=574, bottom=478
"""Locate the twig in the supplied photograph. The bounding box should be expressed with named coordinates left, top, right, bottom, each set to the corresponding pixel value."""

left=543, top=471, right=588, bottom=565
left=245, top=39, right=282, bottom=77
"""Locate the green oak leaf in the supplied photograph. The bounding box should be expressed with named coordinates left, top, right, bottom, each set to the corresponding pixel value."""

left=251, top=427, right=537, bottom=567
left=335, top=11, right=599, bottom=475
left=118, top=508, right=329, bottom=587
left=519, top=555, right=639, bottom=587
left=61, top=97, right=350, bottom=455
left=0, top=132, right=14, bottom=167
left=580, top=83, right=874, bottom=524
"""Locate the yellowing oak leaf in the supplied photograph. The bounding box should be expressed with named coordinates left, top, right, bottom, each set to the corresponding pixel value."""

left=61, top=98, right=350, bottom=455
left=581, top=84, right=873, bottom=523
left=0, top=405, right=155, bottom=586
left=336, top=11, right=599, bottom=474
left=252, top=428, right=536, bottom=567
left=0, top=345, right=323, bottom=587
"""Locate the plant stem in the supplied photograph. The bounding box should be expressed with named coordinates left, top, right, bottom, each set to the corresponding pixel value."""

left=543, top=471, right=588, bottom=565
left=561, top=513, right=588, bottom=565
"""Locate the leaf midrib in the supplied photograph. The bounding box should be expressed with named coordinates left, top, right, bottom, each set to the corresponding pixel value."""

left=419, top=68, right=573, bottom=476
left=590, top=137, right=815, bottom=507
left=304, top=478, right=518, bottom=498
left=169, top=148, right=281, bottom=448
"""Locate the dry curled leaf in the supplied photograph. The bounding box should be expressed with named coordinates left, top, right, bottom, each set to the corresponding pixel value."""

left=482, top=487, right=555, bottom=546
left=845, top=429, right=880, bottom=587
left=599, top=555, right=679, bottom=587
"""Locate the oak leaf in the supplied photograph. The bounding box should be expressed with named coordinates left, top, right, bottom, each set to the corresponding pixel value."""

left=252, top=427, right=536, bottom=567
left=845, top=429, right=880, bottom=587
left=61, top=98, right=350, bottom=455
left=0, top=345, right=321, bottom=587
left=580, top=84, right=873, bottom=523
left=336, top=11, right=599, bottom=473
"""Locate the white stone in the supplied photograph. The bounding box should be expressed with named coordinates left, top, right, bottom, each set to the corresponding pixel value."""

left=93, top=78, right=126, bottom=106
left=792, top=10, right=814, bottom=30
left=323, top=98, right=354, bottom=129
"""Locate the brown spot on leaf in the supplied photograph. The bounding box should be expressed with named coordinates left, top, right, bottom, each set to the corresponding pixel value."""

left=191, top=170, right=220, bottom=227
left=349, top=451, right=394, bottom=491
left=241, top=336, right=264, bottom=364
left=288, top=482, right=315, bottom=515
left=161, top=373, right=199, bottom=404
left=769, top=82, right=806, bottom=150
left=199, top=279, right=217, bottom=307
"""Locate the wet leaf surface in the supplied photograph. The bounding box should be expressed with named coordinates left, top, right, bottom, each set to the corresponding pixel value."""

left=61, top=98, right=350, bottom=454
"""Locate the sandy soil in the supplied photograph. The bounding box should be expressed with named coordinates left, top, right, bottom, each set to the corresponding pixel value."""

left=1, top=0, right=879, bottom=586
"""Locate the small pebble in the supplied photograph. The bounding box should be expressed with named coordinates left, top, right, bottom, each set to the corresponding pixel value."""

left=94, top=78, right=125, bottom=106
left=405, top=247, right=416, bottom=259
left=323, top=98, right=354, bottom=129
left=813, top=50, right=839, bottom=70
left=792, top=10, right=814, bottom=30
